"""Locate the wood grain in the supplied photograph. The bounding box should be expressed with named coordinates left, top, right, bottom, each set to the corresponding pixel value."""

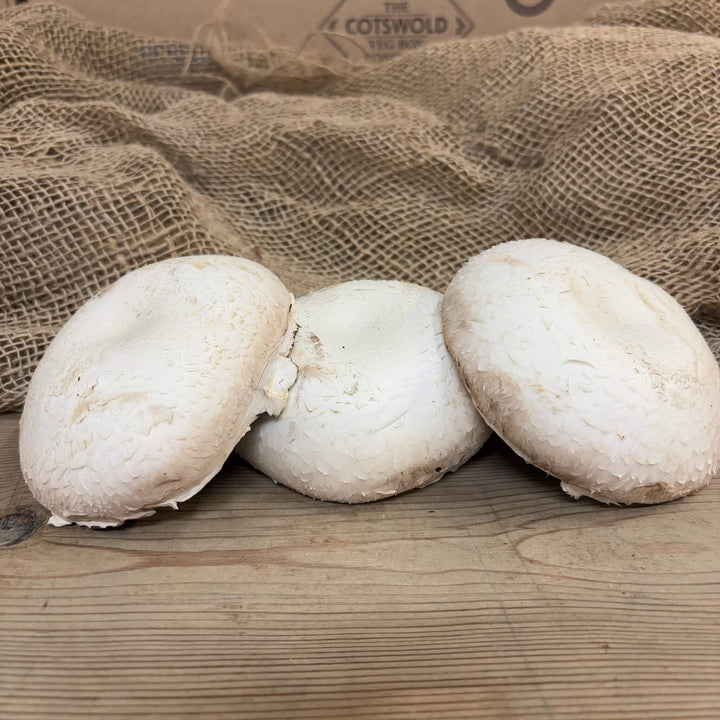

left=1, top=412, right=719, bottom=719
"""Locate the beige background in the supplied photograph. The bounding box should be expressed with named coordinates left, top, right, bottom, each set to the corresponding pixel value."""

left=16, top=0, right=636, bottom=57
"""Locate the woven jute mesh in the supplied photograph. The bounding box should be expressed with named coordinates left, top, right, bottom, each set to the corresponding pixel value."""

left=2, top=0, right=720, bottom=412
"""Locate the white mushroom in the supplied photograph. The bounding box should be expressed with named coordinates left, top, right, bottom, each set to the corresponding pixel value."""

left=441, top=238, right=720, bottom=504
left=237, top=279, right=491, bottom=503
left=19, top=255, right=297, bottom=527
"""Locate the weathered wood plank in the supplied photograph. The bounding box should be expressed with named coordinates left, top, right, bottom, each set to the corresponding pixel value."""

left=1, top=412, right=719, bottom=719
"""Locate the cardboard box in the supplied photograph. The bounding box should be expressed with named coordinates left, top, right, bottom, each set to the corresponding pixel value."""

left=15, top=0, right=636, bottom=60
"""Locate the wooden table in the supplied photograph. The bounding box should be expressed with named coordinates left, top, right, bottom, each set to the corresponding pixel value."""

left=1, top=412, right=718, bottom=719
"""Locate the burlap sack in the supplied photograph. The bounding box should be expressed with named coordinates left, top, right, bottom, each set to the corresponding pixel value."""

left=2, top=0, right=719, bottom=412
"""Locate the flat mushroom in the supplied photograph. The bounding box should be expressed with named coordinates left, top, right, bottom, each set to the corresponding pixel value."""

left=441, top=238, right=720, bottom=504
left=237, top=279, right=491, bottom=503
left=19, top=255, right=297, bottom=527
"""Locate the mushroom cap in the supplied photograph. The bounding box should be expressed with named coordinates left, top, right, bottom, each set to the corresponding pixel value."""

left=442, top=238, right=720, bottom=504
left=237, top=279, right=491, bottom=503
left=19, top=255, right=297, bottom=527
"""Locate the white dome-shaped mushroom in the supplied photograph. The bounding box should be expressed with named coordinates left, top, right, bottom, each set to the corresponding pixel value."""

left=19, top=255, right=297, bottom=527
left=237, top=279, right=490, bottom=503
left=441, top=238, right=720, bottom=504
